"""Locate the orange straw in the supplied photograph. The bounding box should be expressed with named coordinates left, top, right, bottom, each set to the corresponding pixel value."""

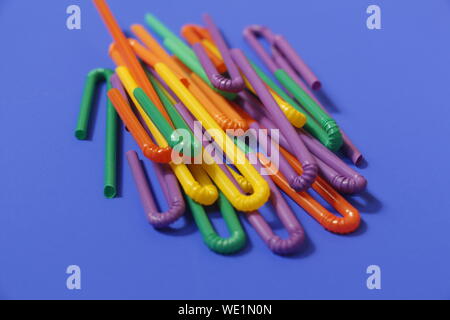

left=181, top=24, right=226, bottom=73
left=262, top=150, right=360, bottom=234
left=92, top=0, right=172, bottom=126
left=107, top=88, right=172, bottom=163
left=231, top=102, right=360, bottom=233
left=129, top=25, right=248, bottom=132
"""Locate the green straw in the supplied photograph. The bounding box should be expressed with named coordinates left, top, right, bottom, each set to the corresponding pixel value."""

left=249, top=61, right=342, bottom=151
left=186, top=192, right=246, bottom=254
left=133, top=87, right=182, bottom=148
left=148, top=74, right=202, bottom=157
left=145, top=13, right=236, bottom=100
left=275, top=69, right=342, bottom=151
left=75, top=68, right=119, bottom=199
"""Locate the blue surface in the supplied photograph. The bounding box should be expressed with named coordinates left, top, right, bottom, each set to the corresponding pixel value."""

left=1, top=0, right=449, bottom=300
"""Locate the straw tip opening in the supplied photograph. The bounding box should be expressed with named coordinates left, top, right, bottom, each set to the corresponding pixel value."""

left=75, top=130, right=87, bottom=140
left=311, top=81, right=322, bottom=91
left=104, top=185, right=117, bottom=199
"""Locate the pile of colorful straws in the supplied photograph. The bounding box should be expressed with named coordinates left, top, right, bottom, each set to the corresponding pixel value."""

left=75, top=0, right=367, bottom=255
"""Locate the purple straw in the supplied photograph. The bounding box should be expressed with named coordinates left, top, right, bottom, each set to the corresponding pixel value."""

left=193, top=14, right=244, bottom=93
left=255, top=111, right=367, bottom=194
left=126, top=151, right=185, bottom=228
left=244, top=25, right=321, bottom=90
left=229, top=51, right=318, bottom=192
left=175, top=100, right=304, bottom=254
left=238, top=92, right=366, bottom=194
left=244, top=25, right=364, bottom=165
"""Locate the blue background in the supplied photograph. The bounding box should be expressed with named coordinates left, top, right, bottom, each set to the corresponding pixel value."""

left=1, top=0, right=449, bottom=300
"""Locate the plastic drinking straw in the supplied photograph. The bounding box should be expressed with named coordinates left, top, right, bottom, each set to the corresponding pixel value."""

left=108, top=87, right=219, bottom=205
left=126, top=151, right=185, bottom=228
left=231, top=49, right=318, bottom=191
left=181, top=24, right=226, bottom=73
left=193, top=14, right=244, bottom=93
left=180, top=23, right=306, bottom=129
left=244, top=25, right=321, bottom=90
left=133, top=87, right=189, bottom=150
left=247, top=61, right=339, bottom=149
left=144, top=13, right=237, bottom=100
left=173, top=99, right=269, bottom=212
left=148, top=73, right=201, bottom=158
left=240, top=93, right=367, bottom=194
left=127, top=34, right=247, bottom=131
left=229, top=139, right=305, bottom=255
left=186, top=192, right=246, bottom=254
left=75, top=68, right=119, bottom=198
left=275, top=149, right=361, bottom=234
left=242, top=75, right=306, bottom=129
left=114, top=66, right=218, bottom=204
left=92, top=0, right=173, bottom=126
left=235, top=136, right=360, bottom=234
left=201, top=34, right=330, bottom=146
left=230, top=109, right=360, bottom=233
left=173, top=100, right=255, bottom=195
left=245, top=26, right=364, bottom=162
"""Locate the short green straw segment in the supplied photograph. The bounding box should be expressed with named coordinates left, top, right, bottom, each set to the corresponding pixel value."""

left=186, top=192, right=246, bottom=254
left=145, top=13, right=236, bottom=100
left=250, top=61, right=342, bottom=151
left=275, top=69, right=343, bottom=151
left=75, top=68, right=119, bottom=199
left=148, top=74, right=201, bottom=157
left=133, top=87, right=180, bottom=147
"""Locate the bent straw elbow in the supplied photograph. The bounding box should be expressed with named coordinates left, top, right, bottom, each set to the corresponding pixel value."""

left=288, top=161, right=318, bottom=191
left=330, top=174, right=367, bottom=194
left=316, top=203, right=360, bottom=234
left=322, top=119, right=343, bottom=151
left=210, top=73, right=245, bottom=93
left=193, top=43, right=244, bottom=93
left=213, top=112, right=249, bottom=132
left=147, top=196, right=185, bottom=228
left=182, top=181, right=218, bottom=206
left=266, top=229, right=305, bottom=255
left=203, top=231, right=246, bottom=255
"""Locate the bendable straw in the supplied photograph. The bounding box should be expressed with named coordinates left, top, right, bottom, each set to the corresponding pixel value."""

left=172, top=99, right=268, bottom=212
left=231, top=49, right=318, bottom=191
left=145, top=13, right=237, bottom=100
left=126, top=151, right=185, bottom=228
left=152, top=62, right=271, bottom=212
left=244, top=25, right=321, bottom=90
left=247, top=62, right=339, bottom=149
left=231, top=112, right=360, bottom=234
left=175, top=99, right=304, bottom=254
left=271, top=150, right=361, bottom=234
left=92, top=0, right=173, bottom=125
left=243, top=28, right=344, bottom=152
left=193, top=14, right=244, bottom=93
left=108, top=86, right=219, bottom=205
left=128, top=32, right=248, bottom=132
left=181, top=24, right=226, bottom=73
left=230, top=139, right=305, bottom=254
left=237, top=136, right=360, bottom=234
left=148, top=73, right=201, bottom=158
left=75, top=68, right=119, bottom=198
left=181, top=24, right=306, bottom=129
left=241, top=96, right=367, bottom=194
left=244, top=26, right=363, bottom=163
left=186, top=192, right=246, bottom=254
